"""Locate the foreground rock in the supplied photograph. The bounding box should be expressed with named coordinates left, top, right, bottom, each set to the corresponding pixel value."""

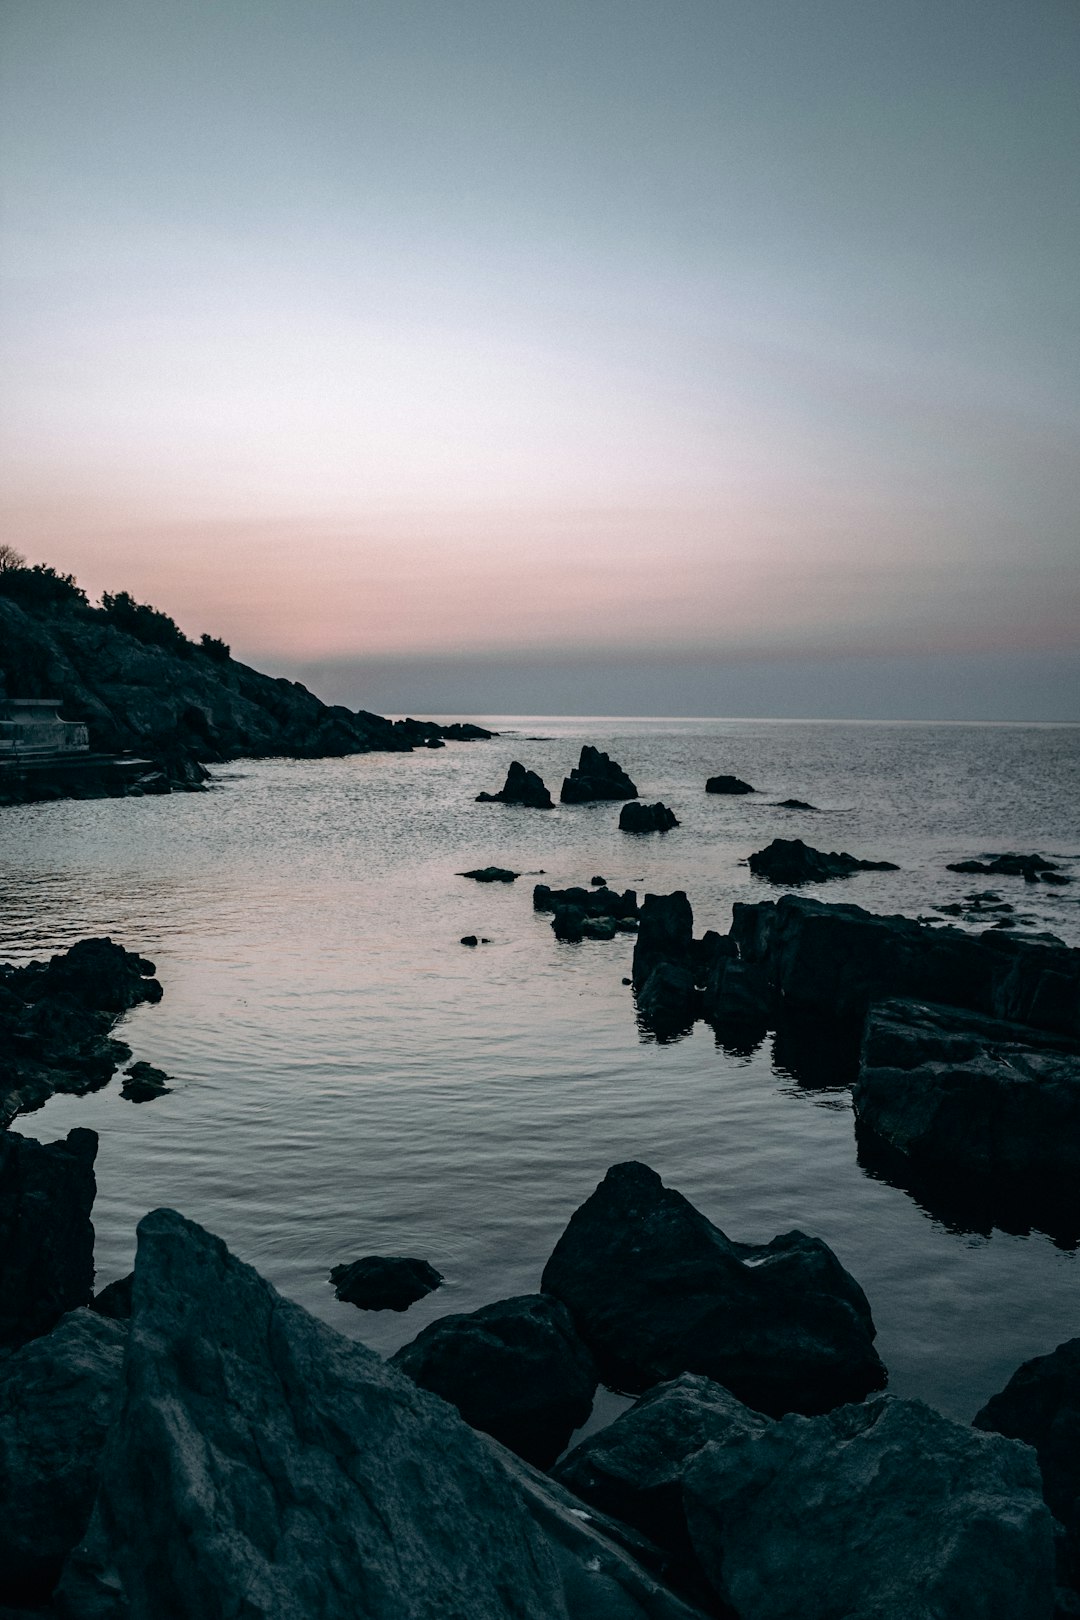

left=476, top=760, right=554, bottom=808
left=329, top=1255, right=443, bottom=1311
left=748, top=836, right=899, bottom=883
left=0, top=1310, right=125, bottom=1608
left=947, top=851, right=1070, bottom=883
left=854, top=999, right=1080, bottom=1195
left=684, top=1395, right=1055, bottom=1620
left=459, top=866, right=519, bottom=883
left=58, top=1208, right=703, bottom=1620
left=0, top=938, right=162, bottom=1125
left=391, top=1294, right=597, bottom=1468
left=705, top=775, right=754, bottom=794
left=0, top=1130, right=97, bottom=1350
left=974, top=1336, right=1080, bottom=1579
left=541, top=1161, right=885, bottom=1414
left=731, top=894, right=1080, bottom=1038
left=620, top=802, right=679, bottom=834
left=630, top=894, right=698, bottom=1033
left=561, top=745, right=638, bottom=803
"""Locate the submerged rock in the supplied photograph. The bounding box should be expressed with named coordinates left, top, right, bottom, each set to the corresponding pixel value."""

left=476, top=760, right=553, bottom=809
left=120, top=1061, right=171, bottom=1103
left=391, top=1294, right=597, bottom=1468
left=0, top=1129, right=98, bottom=1350
left=748, top=836, right=899, bottom=883
left=772, top=797, right=817, bottom=810
left=540, top=1161, right=885, bottom=1414
left=619, top=802, right=679, bottom=834
left=705, top=775, right=754, bottom=795
left=329, top=1255, right=443, bottom=1311
left=947, top=851, right=1069, bottom=883
left=683, top=1395, right=1055, bottom=1620
left=0, top=1309, right=125, bottom=1608
left=560, top=745, right=638, bottom=804
left=459, top=866, right=519, bottom=883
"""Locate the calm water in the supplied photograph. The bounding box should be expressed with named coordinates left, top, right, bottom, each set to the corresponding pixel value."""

left=2, top=718, right=1079, bottom=1433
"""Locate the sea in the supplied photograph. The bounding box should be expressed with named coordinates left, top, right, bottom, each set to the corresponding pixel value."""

left=2, top=717, right=1078, bottom=1439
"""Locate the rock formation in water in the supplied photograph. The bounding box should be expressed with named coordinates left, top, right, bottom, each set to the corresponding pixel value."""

left=705, top=774, right=754, bottom=794
left=947, top=852, right=1070, bottom=883
left=476, top=760, right=554, bottom=808
left=619, top=801, right=679, bottom=833
left=459, top=866, right=520, bottom=883
left=329, top=1255, right=443, bottom=1311
left=541, top=1161, right=886, bottom=1414
left=0, top=1129, right=98, bottom=1349
left=560, top=745, right=638, bottom=804
left=748, top=836, right=899, bottom=883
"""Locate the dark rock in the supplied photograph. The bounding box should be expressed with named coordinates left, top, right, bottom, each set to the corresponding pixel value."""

left=90, top=1274, right=133, bottom=1321
left=974, top=1336, right=1080, bottom=1579
left=772, top=797, right=816, bottom=809
left=701, top=960, right=772, bottom=1030
left=748, top=836, right=899, bottom=883
left=688, top=930, right=737, bottom=987
left=632, top=892, right=695, bottom=990
left=582, top=915, right=618, bottom=941
left=0, top=1130, right=97, bottom=1350
left=534, top=884, right=639, bottom=920
left=120, top=1061, right=171, bottom=1103
left=561, top=745, right=638, bottom=804
left=439, top=721, right=496, bottom=741
left=636, top=964, right=699, bottom=1037
left=553, top=904, right=586, bottom=942
left=591, top=875, right=608, bottom=886
left=684, top=1395, right=1055, bottom=1620
left=620, top=802, right=680, bottom=834
left=476, top=760, right=553, bottom=809
left=329, top=1255, right=443, bottom=1311
left=705, top=775, right=754, bottom=795
left=554, top=1373, right=767, bottom=1578
left=0, top=1309, right=125, bottom=1607
left=540, top=1161, right=885, bottom=1414
left=853, top=999, right=1080, bottom=1197
left=390, top=1294, right=597, bottom=1468
left=58, top=1207, right=701, bottom=1620
left=6, top=938, right=161, bottom=1014
left=731, top=893, right=1080, bottom=1038
left=948, top=852, right=1068, bottom=883
left=459, top=866, right=519, bottom=883
left=460, top=934, right=479, bottom=946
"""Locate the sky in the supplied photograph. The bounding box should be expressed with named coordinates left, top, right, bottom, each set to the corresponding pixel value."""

left=1, top=0, right=1078, bottom=718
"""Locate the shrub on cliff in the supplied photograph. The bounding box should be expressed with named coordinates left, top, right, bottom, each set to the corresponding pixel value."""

left=100, top=591, right=191, bottom=656
left=0, top=564, right=88, bottom=608
left=199, top=633, right=231, bottom=662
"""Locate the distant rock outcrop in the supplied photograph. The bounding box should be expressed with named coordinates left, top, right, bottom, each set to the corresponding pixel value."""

left=476, top=761, right=554, bottom=808
left=705, top=774, right=754, bottom=794
left=560, top=745, right=638, bottom=803
left=947, top=852, right=1070, bottom=883
left=619, top=801, right=679, bottom=833
left=459, top=866, right=519, bottom=883
left=748, top=837, right=899, bottom=883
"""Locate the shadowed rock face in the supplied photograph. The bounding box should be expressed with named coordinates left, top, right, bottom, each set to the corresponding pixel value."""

left=684, top=1395, right=1055, bottom=1620
left=561, top=746, right=638, bottom=804
left=476, top=760, right=553, bottom=808
left=0, top=1309, right=126, bottom=1608
left=391, top=1294, right=597, bottom=1467
left=329, top=1255, right=443, bottom=1311
left=0, top=1129, right=98, bottom=1350
left=619, top=802, right=679, bottom=834
left=748, top=836, right=898, bottom=883
left=540, top=1161, right=886, bottom=1415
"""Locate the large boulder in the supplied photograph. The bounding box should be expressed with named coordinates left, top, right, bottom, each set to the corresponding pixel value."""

left=632, top=893, right=695, bottom=990
left=853, top=999, right=1080, bottom=1194
left=747, top=837, right=899, bottom=884
left=390, top=1293, right=597, bottom=1467
left=57, top=1208, right=701, bottom=1620
left=0, top=1129, right=97, bottom=1350
left=561, top=746, right=638, bottom=804
left=730, top=894, right=1080, bottom=1038
left=0, top=1310, right=125, bottom=1607
left=683, top=1395, right=1056, bottom=1620
left=974, top=1336, right=1080, bottom=1578
left=620, top=803, right=679, bottom=834
left=540, top=1162, right=885, bottom=1415
left=705, top=775, right=754, bottom=794
left=476, top=761, right=553, bottom=809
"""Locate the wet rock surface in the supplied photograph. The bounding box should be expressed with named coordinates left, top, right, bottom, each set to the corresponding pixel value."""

left=391, top=1293, right=597, bottom=1468
left=0, top=1129, right=98, bottom=1350
left=476, top=760, right=554, bottom=808
left=561, top=745, right=639, bottom=803
left=683, top=1394, right=1056, bottom=1620
left=620, top=802, right=680, bottom=833
left=540, top=1161, right=886, bottom=1414
left=704, top=775, right=754, bottom=794
left=329, top=1254, right=443, bottom=1311
left=748, top=836, right=899, bottom=883
left=0, top=1310, right=125, bottom=1608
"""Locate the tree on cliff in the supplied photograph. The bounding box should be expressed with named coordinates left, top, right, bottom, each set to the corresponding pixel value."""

left=0, top=544, right=27, bottom=572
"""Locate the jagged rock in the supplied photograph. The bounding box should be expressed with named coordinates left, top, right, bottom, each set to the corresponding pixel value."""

left=329, top=1255, right=443, bottom=1311
left=534, top=884, right=639, bottom=920
left=459, top=867, right=519, bottom=883
left=90, top=1274, right=133, bottom=1321
left=561, top=745, right=638, bottom=804
left=476, top=761, right=553, bottom=809
left=620, top=802, right=679, bottom=834
left=684, top=1394, right=1055, bottom=1620
left=948, top=852, right=1069, bottom=883
left=0, top=1130, right=97, bottom=1350
left=540, top=1161, right=885, bottom=1414
left=636, top=964, right=698, bottom=1035
left=853, top=999, right=1080, bottom=1193
left=120, top=1061, right=171, bottom=1103
left=632, top=893, right=694, bottom=990
left=554, top=1374, right=768, bottom=1575
left=58, top=1208, right=702, bottom=1620
left=0, top=1310, right=125, bottom=1607
left=974, top=1336, right=1080, bottom=1579
left=730, top=894, right=1080, bottom=1038
left=773, top=797, right=816, bottom=809
left=701, top=960, right=772, bottom=1028
left=391, top=1294, right=597, bottom=1468
left=5, top=938, right=161, bottom=1014
left=705, top=775, right=754, bottom=795
left=748, top=836, right=898, bottom=883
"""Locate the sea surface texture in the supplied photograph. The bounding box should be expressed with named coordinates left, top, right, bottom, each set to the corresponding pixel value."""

left=2, top=718, right=1078, bottom=1438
